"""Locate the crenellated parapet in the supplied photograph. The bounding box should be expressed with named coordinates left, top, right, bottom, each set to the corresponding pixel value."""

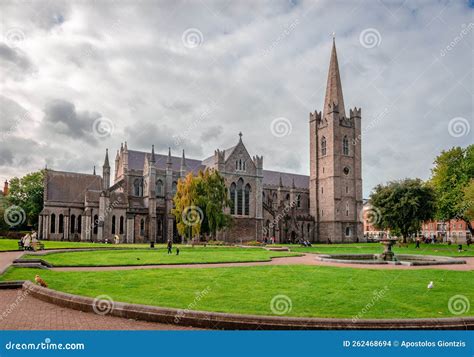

left=349, top=107, right=361, bottom=119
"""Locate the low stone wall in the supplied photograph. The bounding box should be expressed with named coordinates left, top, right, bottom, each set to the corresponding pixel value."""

left=21, top=281, right=474, bottom=330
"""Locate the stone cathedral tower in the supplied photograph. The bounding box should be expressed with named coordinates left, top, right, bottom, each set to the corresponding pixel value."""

left=309, top=38, right=363, bottom=243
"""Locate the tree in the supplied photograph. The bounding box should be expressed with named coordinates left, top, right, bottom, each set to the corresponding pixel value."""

left=172, top=169, right=232, bottom=241
left=430, top=145, right=474, bottom=235
left=7, top=170, right=44, bottom=229
left=370, top=178, right=436, bottom=242
left=463, top=179, right=474, bottom=223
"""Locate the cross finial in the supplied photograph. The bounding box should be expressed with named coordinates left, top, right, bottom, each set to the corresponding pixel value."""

left=239, top=132, right=242, bottom=138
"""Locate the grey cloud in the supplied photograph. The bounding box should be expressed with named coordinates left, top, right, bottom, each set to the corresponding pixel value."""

left=0, top=0, right=471, bottom=197
left=0, top=96, right=32, bottom=134
left=201, top=125, right=223, bottom=141
left=0, top=147, right=14, bottom=166
left=42, top=99, right=101, bottom=143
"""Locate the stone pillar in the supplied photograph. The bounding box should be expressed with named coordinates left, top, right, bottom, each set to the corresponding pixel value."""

left=38, top=215, right=43, bottom=240
left=43, top=215, right=49, bottom=240
left=126, top=214, right=134, bottom=243
left=167, top=216, right=174, bottom=242
left=85, top=215, right=91, bottom=241
left=64, top=216, right=69, bottom=240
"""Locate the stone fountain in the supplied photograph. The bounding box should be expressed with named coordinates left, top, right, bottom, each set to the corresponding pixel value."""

left=377, top=238, right=399, bottom=261
left=316, top=238, right=467, bottom=266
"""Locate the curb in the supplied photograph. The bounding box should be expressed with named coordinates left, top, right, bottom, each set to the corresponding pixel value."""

left=21, top=281, right=474, bottom=330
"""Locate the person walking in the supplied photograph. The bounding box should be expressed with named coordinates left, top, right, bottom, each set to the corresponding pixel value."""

left=167, top=239, right=173, bottom=255
left=415, top=237, right=420, bottom=248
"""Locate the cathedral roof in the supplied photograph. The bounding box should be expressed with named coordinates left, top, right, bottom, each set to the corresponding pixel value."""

left=45, top=170, right=102, bottom=203
left=128, top=150, right=204, bottom=174
left=126, top=149, right=309, bottom=189
left=262, top=170, right=309, bottom=189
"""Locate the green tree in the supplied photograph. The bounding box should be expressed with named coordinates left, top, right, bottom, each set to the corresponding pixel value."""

left=7, top=170, right=44, bottom=229
left=172, top=169, right=232, bottom=241
left=463, top=179, right=474, bottom=223
left=430, top=145, right=474, bottom=235
left=370, top=178, right=436, bottom=242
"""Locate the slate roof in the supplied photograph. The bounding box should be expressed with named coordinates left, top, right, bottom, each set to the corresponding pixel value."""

left=127, top=150, right=310, bottom=189
left=262, top=170, right=309, bottom=189
left=128, top=150, right=205, bottom=174
left=46, top=170, right=102, bottom=203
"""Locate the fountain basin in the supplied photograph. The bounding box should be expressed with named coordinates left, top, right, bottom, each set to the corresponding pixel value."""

left=316, top=254, right=466, bottom=266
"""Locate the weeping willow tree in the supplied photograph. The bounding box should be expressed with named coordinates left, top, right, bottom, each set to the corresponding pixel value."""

left=172, top=169, right=232, bottom=241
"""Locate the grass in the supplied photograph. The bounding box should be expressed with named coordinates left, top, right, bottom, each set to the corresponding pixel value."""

left=1, top=265, right=472, bottom=319
left=282, top=243, right=474, bottom=257
left=20, top=247, right=300, bottom=266
left=0, top=238, right=155, bottom=252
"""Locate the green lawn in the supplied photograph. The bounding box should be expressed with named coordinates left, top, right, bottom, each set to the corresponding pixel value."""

left=284, top=243, right=474, bottom=257
left=20, top=247, right=299, bottom=266
left=1, top=265, right=472, bottom=319
left=0, top=238, right=155, bottom=252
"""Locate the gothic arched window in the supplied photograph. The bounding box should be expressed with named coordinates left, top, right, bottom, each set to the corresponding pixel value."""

left=70, top=215, right=76, bottom=233
left=58, top=214, right=64, bottom=233
left=156, top=179, right=163, bottom=197
left=296, top=194, right=301, bottom=208
left=133, top=178, right=143, bottom=196
left=345, top=226, right=352, bottom=237
left=237, top=178, right=243, bottom=215
left=321, top=136, right=327, bottom=156
left=50, top=214, right=56, bottom=233
left=343, top=136, right=349, bottom=155
left=244, top=184, right=251, bottom=216
left=230, top=183, right=236, bottom=215
left=119, top=216, right=124, bottom=234
left=140, top=218, right=145, bottom=236
left=93, top=215, right=98, bottom=234
left=77, top=215, right=82, bottom=233
left=172, top=181, right=177, bottom=195
left=111, top=215, right=116, bottom=234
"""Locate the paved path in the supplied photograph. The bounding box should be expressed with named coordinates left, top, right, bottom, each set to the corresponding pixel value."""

left=0, top=251, right=24, bottom=274
left=51, top=254, right=474, bottom=271
left=0, top=289, right=197, bottom=330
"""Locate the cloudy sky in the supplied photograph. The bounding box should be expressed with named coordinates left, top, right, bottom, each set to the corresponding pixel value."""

left=0, top=0, right=472, bottom=196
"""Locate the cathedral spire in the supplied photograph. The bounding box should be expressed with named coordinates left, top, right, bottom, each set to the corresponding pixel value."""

left=150, top=145, right=156, bottom=163
left=180, top=149, right=187, bottom=177
left=167, top=147, right=172, bottom=167
left=323, top=37, right=345, bottom=118
left=103, top=148, right=110, bottom=168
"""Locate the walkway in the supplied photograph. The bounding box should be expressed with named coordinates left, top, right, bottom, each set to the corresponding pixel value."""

left=0, top=289, right=196, bottom=330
